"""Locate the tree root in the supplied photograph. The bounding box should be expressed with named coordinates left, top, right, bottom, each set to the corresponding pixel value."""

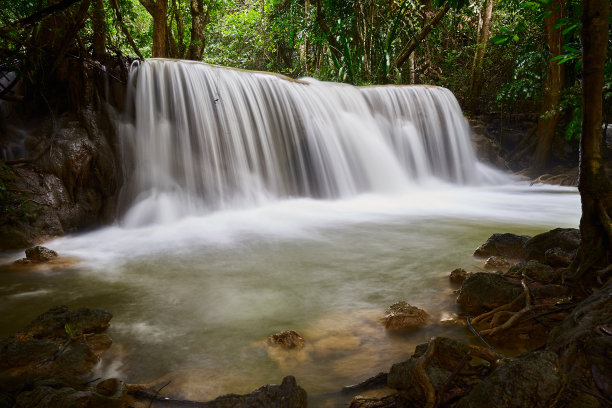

left=410, top=339, right=438, bottom=408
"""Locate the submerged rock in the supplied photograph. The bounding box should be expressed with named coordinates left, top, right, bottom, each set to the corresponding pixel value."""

left=506, top=260, right=557, bottom=283
left=484, top=256, right=510, bottom=271
left=0, top=306, right=113, bottom=396
left=457, top=273, right=523, bottom=315
left=450, top=268, right=471, bottom=284
left=383, top=301, right=428, bottom=331
left=455, top=351, right=564, bottom=408
left=268, top=330, right=305, bottom=350
left=20, top=305, right=112, bottom=340
left=473, top=233, right=531, bottom=260
left=24, top=246, right=58, bottom=262
left=523, top=228, right=580, bottom=263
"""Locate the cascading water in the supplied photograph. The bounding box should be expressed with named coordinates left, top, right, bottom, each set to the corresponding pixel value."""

left=118, top=59, right=505, bottom=226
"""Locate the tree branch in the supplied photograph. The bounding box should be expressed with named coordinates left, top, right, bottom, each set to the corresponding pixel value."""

left=395, top=3, right=450, bottom=69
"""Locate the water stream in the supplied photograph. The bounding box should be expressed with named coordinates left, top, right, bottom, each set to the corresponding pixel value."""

left=0, top=60, right=581, bottom=405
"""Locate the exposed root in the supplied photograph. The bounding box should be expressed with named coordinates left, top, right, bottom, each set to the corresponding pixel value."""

left=410, top=339, right=438, bottom=408
left=479, top=279, right=533, bottom=337
left=434, top=354, right=471, bottom=408
left=471, top=293, right=526, bottom=325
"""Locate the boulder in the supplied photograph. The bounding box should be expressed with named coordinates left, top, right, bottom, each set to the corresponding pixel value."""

left=523, top=228, right=580, bottom=263
left=450, top=268, right=471, bottom=284
left=484, top=256, right=510, bottom=271
left=457, top=273, right=523, bottom=315
left=388, top=337, right=495, bottom=406
left=506, top=260, right=557, bottom=283
left=202, top=376, right=307, bottom=408
left=383, top=301, right=428, bottom=331
left=267, top=330, right=305, bottom=350
left=544, top=247, right=574, bottom=267
left=455, top=351, right=564, bottom=408
left=473, top=233, right=531, bottom=260
left=24, top=246, right=58, bottom=262
left=20, top=306, right=112, bottom=339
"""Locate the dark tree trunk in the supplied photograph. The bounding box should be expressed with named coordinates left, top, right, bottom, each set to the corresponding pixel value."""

left=140, top=0, right=168, bottom=58
left=531, top=0, right=565, bottom=172
left=568, top=0, right=612, bottom=283
left=186, top=0, right=209, bottom=61
left=468, top=0, right=494, bottom=115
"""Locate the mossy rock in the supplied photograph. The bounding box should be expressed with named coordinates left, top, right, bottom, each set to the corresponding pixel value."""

left=457, top=273, right=523, bottom=315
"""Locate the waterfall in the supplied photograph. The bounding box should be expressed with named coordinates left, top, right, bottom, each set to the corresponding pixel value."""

left=118, top=59, right=504, bottom=226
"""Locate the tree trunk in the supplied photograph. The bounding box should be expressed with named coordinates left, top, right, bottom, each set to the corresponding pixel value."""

left=91, top=0, right=105, bottom=58
left=140, top=0, right=168, bottom=58
left=568, top=0, right=612, bottom=283
left=186, top=0, right=208, bottom=61
left=531, top=0, right=565, bottom=172
left=468, top=0, right=494, bottom=115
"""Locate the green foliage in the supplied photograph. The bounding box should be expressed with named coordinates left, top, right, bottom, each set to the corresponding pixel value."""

left=0, top=162, right=38, bottom=224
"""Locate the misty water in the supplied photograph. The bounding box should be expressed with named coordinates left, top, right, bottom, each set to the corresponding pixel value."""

left=0, top=60, right=581, bottom=404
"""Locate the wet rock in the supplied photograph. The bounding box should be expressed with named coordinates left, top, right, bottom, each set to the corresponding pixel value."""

left=15, top=385, right=92, bottom=408
left=1, top=338, right=60, bottom=368
left=473, top=233, right=531, bottom=260
left=54, top=343, right=100, bottom=377
left=484, top=256, right=510, bottom=271
left=506, top=260, right=557, bottom=282
left=349, top=394, right=400, bottom=408
left=388, top=337, right=494, bottom=406
left=197, top=376, right=307, bottom=408
left=456, top=351, right=564, bottom=408
left=24, top=246, right=58, bottom=262
left=268, top=330, right=305, bottom=350
left=383, top=301, right=428, bottom=331
left=450, top=268, right=471, bottom=284
left=545, top=247, right=574, bottom=267
left=20, top=305, right=112, bottom=339
left=457, top=273, right=523, bottom=315
left=523, top=228, right=580, bottom=263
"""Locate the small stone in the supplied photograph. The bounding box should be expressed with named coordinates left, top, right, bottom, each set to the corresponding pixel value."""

left=384, top=301, right=428, bottom=331
left=268, top=330, right=305, bottom=350
left=24, top=246, right=58, bottom=262
left=484, top=256, right=510, bottom=271
left=450, top=268, right=471, bottom=284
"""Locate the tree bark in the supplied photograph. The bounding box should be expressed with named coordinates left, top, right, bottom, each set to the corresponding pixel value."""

left=468, top=0, right=494, bottom=115
left=91, top=0, right=106, bottom=58
left=395, top=3, right=450, bottom=69
left=140, top=0, right=168, bottom=58
left=186, top=0, right=209, bottom=61
left=531, top=0, right=565, bottom=172
left=568, top=0, right=612, bottom=282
